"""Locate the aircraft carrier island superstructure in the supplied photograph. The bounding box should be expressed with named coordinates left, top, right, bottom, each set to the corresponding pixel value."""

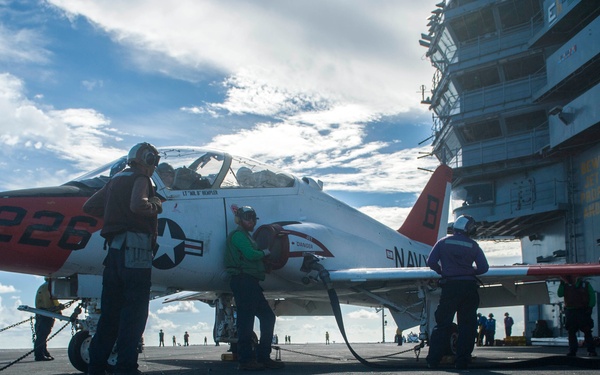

left=420, top=0, right=600, bottom=339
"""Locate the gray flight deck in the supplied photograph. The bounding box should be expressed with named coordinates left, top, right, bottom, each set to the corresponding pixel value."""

left=1, top=342, right=599, bottom=374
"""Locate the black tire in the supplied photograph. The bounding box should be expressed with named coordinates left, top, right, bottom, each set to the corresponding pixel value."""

left=444, top=323, right=459, bottom=355
left=68, top=330, right=91, bottom=373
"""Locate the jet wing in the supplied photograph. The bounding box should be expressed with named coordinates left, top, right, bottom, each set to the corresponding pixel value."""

left=329, top=263, right=600, bottom=284
left=327, top=263, right=600, bottom=309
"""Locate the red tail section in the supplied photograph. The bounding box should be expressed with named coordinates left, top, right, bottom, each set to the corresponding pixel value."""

left=397, top=165, right=453, bottom=246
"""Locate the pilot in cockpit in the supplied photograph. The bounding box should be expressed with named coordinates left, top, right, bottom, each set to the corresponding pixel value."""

left=157, top=163, right=175, bottom=188
left=237, top=167, right=255, bottom=187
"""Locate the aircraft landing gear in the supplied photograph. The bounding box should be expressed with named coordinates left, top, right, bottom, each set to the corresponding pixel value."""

left=212, top=293, right=262, bottom=361
left=65, top=298, right=119, bottom=373
left=213, top=294, right=237, bottom=344
left=68, top=330, right=91, bottom=373
left=67, top=330, right=119, bottom=373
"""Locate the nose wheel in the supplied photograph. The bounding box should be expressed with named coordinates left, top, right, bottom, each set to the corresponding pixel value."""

left=68, top=330, right=119, bottom=373
left=68, top=330, right=92, bottom=373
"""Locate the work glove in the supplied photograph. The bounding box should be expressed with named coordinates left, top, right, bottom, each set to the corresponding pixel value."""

left=148, top=196, right=163, bottom=214
left=263, top=249, right=271, bottom=257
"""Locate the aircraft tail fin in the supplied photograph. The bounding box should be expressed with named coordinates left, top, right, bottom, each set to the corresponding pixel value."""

left=397, top=165, right=453, bottom=246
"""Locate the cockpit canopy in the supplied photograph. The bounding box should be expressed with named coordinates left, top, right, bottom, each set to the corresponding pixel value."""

left=71, top=147, right=295, bottom=191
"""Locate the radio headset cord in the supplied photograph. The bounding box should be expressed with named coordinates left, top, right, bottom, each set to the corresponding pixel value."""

left=301, top=254, right=600, bottom=370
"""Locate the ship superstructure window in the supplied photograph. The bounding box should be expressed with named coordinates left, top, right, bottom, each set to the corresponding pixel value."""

left=449, top=7, right=496, bottom=44
left=456, top=66, right=500, bottom=90
left=435, top=80, right=461, bottom=117
left=459, top=119, right=502, bottom=143
left=505, top=111, right=547, bottom=135
left=503, top=54, right=545, bottom=81
left=498, top=0, right=542, bottom=30
left=436, top=28, right=457, bottom=66
left=455, top=183, right=494, bottom=206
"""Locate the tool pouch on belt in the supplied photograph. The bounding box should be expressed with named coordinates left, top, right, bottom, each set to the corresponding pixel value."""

left=121, top=231, right=153, bottom=269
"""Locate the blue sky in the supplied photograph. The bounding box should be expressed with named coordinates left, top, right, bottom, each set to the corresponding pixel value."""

left=0, top=0, right=523, bottom=350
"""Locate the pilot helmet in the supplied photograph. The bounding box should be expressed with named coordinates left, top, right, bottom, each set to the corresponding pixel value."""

left=236, top=206, right=258, bottom=222
left=157, top=162, right=174, bottom=175
left=453, top=215, right=477, bottom=236
left=127, top=142, right=160, bottom=168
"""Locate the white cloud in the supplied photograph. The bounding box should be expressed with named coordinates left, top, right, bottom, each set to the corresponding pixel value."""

left=146, top=311, right=179, bottom=331
left=189, top=321, right=211, bottom=331
left=317, top=147, right=439, bottom=193
left=210, top=70, right=330, bottom=118
left=0, top=284, right=17, bottom=294
left=0, top=24, right=51, bottom=64
left=347, top=308, right=379, bottom=320
left=156, top=301, right=199, bottom=314
left=481, top=240, right=522, bottom=265
left=48, top=0, right=436, bottom=123
left=0, top=73, right=128, bottom=189
left=206, top=119, right=437, bottom=194
left=81, top=79, right=104, bottom=91
left=358, top=206, right=412, bottom=229
left=1, top=1, right=441, bottom=193
left=0, top=295, right=31, bottom=333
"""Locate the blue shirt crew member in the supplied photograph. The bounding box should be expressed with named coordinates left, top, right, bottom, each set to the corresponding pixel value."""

left=504, top=312, right=514, bottom=337
left=83, top=142, right=162, bottom=375
left=476, top=313, right=487, bottom=347
left=224, top=206, right=284, bottom=371
left=485, top=313, right=496, bottom=346
left=426, top=215, right=489, bottom=370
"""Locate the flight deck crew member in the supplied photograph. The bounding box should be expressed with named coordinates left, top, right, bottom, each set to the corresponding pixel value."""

left=83, top=142, right=162, bottom=375
left=224, top=206, right=285, bottom=371
left=476, top=312, right=487, bottom=346
left=426, top=215, right=489, bottom=370
left=159, top=329, right=165, bottom=347
left=34, top=279, right=62, bottom=361
left=485, top=313, right=496, bottom=346
left=504, top=312, right=514, bottom=338
left=557, top=276, right=598, bottom=357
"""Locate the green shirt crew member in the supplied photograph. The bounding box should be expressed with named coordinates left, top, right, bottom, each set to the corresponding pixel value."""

left=225, top=225, right=267, bottom=281
left=224, top=206, right=284, bottom=371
